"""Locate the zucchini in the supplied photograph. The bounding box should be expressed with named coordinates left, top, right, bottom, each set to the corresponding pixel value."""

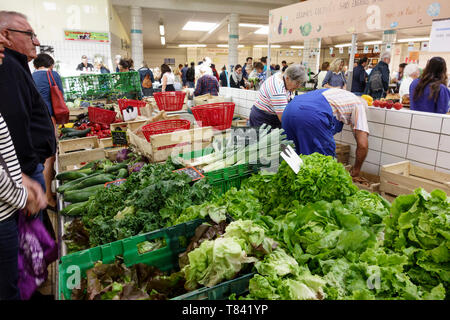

left=79, top=160, right=100, bottom=170
left=60, top=201, right=88, bottom=216
left=64, top=184, right=105, bottom=203
left=116, top=168, right=128, bottom=179
left=103, top=162, right=128, bottom=173
left=65, top=128, right=91, bottom=137
left=65, top=174, right=115, bottom=192
left=57, top=172, right=102, bottom=193
left=55, top=171, right=88, bottom=181
left=61, top=127, right=80, bottom=134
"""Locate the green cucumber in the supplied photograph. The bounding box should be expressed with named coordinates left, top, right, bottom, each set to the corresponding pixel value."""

left=61, top=127, right=80, bottom=134
left=65, top=128, right=91, bottom=137
left=55, top=171, right=88, bottom=181
left=79, top=160, right=100, bottom=170
left=103, top=162, right=128, bottom=173
left=116, top=168, right=128, bottom=179
left=64, top=174, right=115, bottom=192
left=60, top=201, right=88, bottom=216
left=57, top=172, right=102, bottom=193
left=64, top=184, right=105, bottom=203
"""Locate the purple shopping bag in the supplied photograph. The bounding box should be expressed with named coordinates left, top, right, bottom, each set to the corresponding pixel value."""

left=17, top=212, right=58, bottom=300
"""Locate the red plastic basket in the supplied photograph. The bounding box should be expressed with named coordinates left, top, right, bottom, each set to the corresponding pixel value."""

left=141, top=119, right=191, bottom=150
left=88, top=106, right=117, bottom=125
left=117, top=99, right=147, bottom=116
left=153, top=91, right=186, bottom=111
left=191, top=102, right=235, bottom=130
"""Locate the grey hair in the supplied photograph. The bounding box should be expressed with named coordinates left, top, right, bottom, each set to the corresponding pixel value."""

left=380, top=51, right=391, bottom=61
left=284, top=64, right=307, bottom=85
left=0, top=11, right=27, bottom=30
left=403, top=63, right=420, bottom=77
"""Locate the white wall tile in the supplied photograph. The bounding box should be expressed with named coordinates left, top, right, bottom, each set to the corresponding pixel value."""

left=409, top=161, right=435, bottom=171
left=361, top=162, right=380, bottom=176
left=383, top=125, right=409, bottom=143
left=382, top=139, right=408, bottom=157
left=365, top=149, right=381, bottom=165
left=385, top=110, right=411, bottom=128
left=368, top=122, right=384, bottom=138
left=436, top=151, right=450, bottom=170
left=380, top=153, right=406, bottom=166
left=411, top=114, right=443, bottom=133
left=408, top=130, right=440, bottom=149
left=334, top=131, right=342, bottom=141
left=368, top=136, right=382, bottom=151
left=438, top=134, right=450, bottom=153
left=343, top=124, right=352, bottom=132
left=240, top=108, right=251, bottom=118
left=239, top=90, right=247, bottom=99
left=442, top=118, right=450, bottom=135
left=367, top=108, right=386, bottom=123
left=406, top=145, right=437, bottom=166
left=246, top=101, right=254, bottom=109
left=341, top=130, right=356, bottom=145
left=435, top=167, right=450, bottom=174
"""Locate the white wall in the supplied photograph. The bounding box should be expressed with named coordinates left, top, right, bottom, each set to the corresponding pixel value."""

left=220, top=87, right=450, bottom=176
left=144, top=48, right=187, bottom=69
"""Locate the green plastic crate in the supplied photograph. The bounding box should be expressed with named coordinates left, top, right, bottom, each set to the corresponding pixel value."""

left=178, top=148, right=262, bottom=195
left=62, top=71, right=142, bottom=101
left=58, top=218, right=251, bottom=300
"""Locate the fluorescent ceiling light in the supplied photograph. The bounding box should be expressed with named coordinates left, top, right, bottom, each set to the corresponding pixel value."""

left=178, top=44, right=207, bottom=47
left=363, top=40, right=382, bottom=45
left=160, top=37, right=165, bottom=45
left=254, top=44, right=281, bottom=48
left=239, top=23, right=265, bottom=28
left=254, top=26, right=269, bottom=35
left=290, top=46, right=304, bottom=49
left=182, top=21, right=218, bottom=32
left=217, top=44, right=244, bottom=48
left=334, top=43, right=353, bottom=48
left=159, top=25, right=165, bottom=36
left=397, top=37, right=429, bottom=43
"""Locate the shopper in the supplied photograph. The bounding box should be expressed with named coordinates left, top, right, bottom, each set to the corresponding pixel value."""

left=409, top=57, right=450, bottom=114
left=248, top=62, right=265, bottom=90
left=281, top=61, right=288, bottom=72
left=211, top=63, right=219, bottom=82
left=322, top=58, right=346, bottom=89
left=242, top=57, right=253, bottom=80
left=32, top=53, right=64, bottom=209
left=138, top=62, right=154, bottom=96
left=114, top=55, right=121, bottom=72
left=160, top=63, right=175, bottom=92
left=118, top=58, right=132, bottom=72
left=219, top=65, right=228, bottom=87
left=316, top=62, right=330, bottom=89
left=392, top=63, right=407, bottom=91
left=399, top=64, right=420, bottom=103
left=94, top=58, right=110, bottom=74
left=173, top=65, right=183, bottom=91
left=194, top=64, right=219, bottom=97
left=229, top=64, right=245, bottom=89
left=180, top=63, right=188, bottom=87
left=282, top=88, right=369, bottom=177
left=76, top=54, right=93, bottom=71
left=249, top=64, right=306, bottom=129
left=365, top=51, right=391, bottom=99
left=0, top=11, right=56, bottom=223
left=351, top=57, right=368, bottom=96
left=186, top=62, right=195, bottom=88
left=261, top=56, right=268, bottom=73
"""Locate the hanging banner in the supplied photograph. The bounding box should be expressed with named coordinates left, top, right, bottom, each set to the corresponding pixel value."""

left=329, top=47, right=334, bottom=55
left=269, top=0, right=450, bottom=43
left=408, top=42, right=415, bottom=52
left=339, top=46, right=344, bottom=54
left=374, top=44, right=380, bottom=53
left=421, top=41, right=429, bottom=51
left=363, top=45, right=369, bottom=53
left=429, top=18, right=450, bottom=52
left=64, top=30, right=109, bottom=42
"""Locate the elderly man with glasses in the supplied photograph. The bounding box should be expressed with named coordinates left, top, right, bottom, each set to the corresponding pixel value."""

left=0, top=11, right=56, bottom=221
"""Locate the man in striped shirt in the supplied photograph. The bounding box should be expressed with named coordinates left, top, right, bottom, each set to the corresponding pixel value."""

left=249, top=64, right=307, bottom=129
left=282, top=88, right=369, bottom=177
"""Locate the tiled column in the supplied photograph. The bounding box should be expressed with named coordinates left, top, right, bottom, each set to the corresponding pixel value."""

left=302, top=38, right=321, bottom=75
left=130, top=6, right=143, bottom=69
left=228, top=13, right=239, bottom=71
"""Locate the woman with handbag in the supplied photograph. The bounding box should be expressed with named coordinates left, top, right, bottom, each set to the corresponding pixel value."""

left=32, top=53, right=64, bottom=210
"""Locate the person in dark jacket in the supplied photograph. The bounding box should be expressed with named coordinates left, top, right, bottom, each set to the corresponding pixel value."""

left=242, top=57, right=252, bottom=80
left=365, top=52, right=391, bottom=99
left=351, top=57, right=368, bottom=96
left=181, top=63, right=188, bottom=87
left=138, top=62, right=154, bottom=96
left=0, top=11, right=56, bottom=221
left=219, top=65, right=228, bottom=87
left=211, top=63, right=219, bottom=82
left=186, top=62, right=196, bottom=88
left=229, top=64, right=245, bottom=88
left=76, top=55, right=93, bottom=71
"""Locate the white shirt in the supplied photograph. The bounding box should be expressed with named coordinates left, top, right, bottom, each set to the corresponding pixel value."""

left=317, top=71, right=328, bottom=89
left=399, top=77, right=414, bottom=103
left=163, top=72, right=175, bottom=85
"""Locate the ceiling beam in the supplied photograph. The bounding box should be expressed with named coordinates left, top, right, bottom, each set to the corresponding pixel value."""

left=198, top=15, right=229, bottom=43
left=112, top=0, right=278, bottom=16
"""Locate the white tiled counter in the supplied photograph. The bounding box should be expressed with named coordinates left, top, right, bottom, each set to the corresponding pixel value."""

left=219, top=87, right=450, bottom=176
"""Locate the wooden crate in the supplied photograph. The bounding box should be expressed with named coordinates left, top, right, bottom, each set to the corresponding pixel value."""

left=58, top=136, right=100, bottom=154
left=336, top=143, right=350, bottom=165
left=68, top=108, right=87, bottom=121
left=232, top=119, right=248, bottom=127
left=128, top=125, right=214, bottom=163
left=57, top=148, right=106, bottom=172
left=194, top=94, right=225, bottom=106
left=110, top=119, right=150, bottom=133
left=380, top=161, right=450, bottom=197
left=345, top=165, right=381, bottom=193
left=381, top=192, right=397, bottom=203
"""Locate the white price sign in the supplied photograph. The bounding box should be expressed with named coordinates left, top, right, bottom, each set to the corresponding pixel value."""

left=429, top=18, right=450, bottom=52
left=339, top=47, right=344, bottom=54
